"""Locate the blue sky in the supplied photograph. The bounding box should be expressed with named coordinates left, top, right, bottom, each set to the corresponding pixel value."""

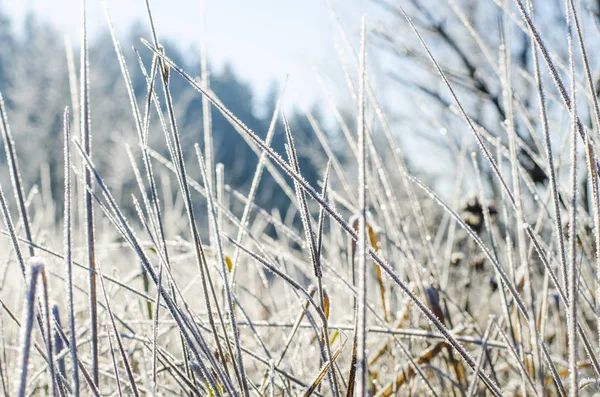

left=4, top=0, right=377, bottom=113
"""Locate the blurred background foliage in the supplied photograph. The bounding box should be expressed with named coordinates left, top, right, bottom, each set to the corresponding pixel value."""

left=0, top=9, right=336, bottom=220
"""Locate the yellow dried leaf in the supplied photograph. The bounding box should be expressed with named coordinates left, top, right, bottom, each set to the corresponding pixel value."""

left=330, top=329, right=339, bottom=345
left=323, top=288, right=330, bottom=320
left=367, top=223, right=379, bottom=252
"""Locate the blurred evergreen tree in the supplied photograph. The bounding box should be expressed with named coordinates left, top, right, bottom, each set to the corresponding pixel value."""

left=0, top=11, right=329, bottom=217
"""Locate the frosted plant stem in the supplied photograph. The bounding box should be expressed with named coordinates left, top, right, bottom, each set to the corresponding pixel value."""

left=565, top=1, right=578, bottom=394
left=356, top=16, right=369, bottom=397
left=79, top=0, right=98, bottom=385
left=15, top=262, right=42, bottom=397
left=63, top=107, right=80, bottom=397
